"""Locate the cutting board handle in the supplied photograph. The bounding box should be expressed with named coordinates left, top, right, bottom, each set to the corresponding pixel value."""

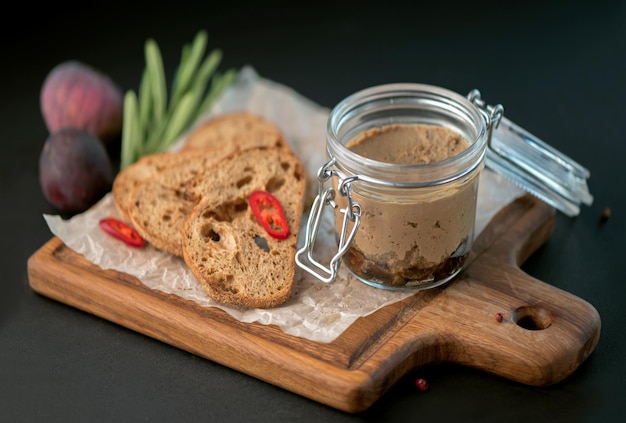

left=410, top=195, right=601, bottom=386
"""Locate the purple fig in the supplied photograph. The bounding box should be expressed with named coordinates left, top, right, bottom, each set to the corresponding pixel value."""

left=40, top=60, right=123, bottom=144
left=39, top=127, right=113, bottom=214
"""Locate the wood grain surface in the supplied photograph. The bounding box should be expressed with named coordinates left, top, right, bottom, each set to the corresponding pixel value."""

left=27, top=194, right=601, bottom=413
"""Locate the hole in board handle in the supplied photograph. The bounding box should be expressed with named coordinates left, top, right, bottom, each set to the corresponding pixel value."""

left=512, top=305, right=553, bottom=330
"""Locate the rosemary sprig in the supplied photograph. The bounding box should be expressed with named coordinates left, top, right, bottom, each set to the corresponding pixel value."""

left=120, top=30, right=237, bottom=169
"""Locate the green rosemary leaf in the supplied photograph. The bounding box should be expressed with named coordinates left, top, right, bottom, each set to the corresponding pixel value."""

left=137, top=67, right=151, bottom=148
left=160, top=91, right=198, bottom=151
left=121, top=90, right=139, bottom=169
left=196, top=68, right=237, bottom=121
left=189, top=48, right=222, bottom=107
left=145, top=38, right=167, bottom=124
left=170, top=43, right=191, bottom=102
left=170, top=30, right=208, bottom=110
left=144, top=117, right=169, bottom=154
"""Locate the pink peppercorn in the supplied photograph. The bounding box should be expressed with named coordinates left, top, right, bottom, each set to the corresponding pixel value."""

left=415, top=378, right=429, bottom=391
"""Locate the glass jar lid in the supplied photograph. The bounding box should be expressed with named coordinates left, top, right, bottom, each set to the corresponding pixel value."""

left=468, top=89, right=593, bottom=217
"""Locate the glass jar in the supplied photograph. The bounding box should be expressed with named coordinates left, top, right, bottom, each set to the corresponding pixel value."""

left=295, top=83, right=593, bottom=291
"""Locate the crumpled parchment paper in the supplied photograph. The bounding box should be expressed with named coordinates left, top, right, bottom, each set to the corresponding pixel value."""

left=44, top=66, right=523, bottom=343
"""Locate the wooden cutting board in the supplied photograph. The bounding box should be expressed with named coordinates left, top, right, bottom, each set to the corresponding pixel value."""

left=27, top=194, right=601, bottom=413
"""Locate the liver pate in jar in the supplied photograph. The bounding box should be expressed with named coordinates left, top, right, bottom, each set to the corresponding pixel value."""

left=339, top=123, right=478, bottom=289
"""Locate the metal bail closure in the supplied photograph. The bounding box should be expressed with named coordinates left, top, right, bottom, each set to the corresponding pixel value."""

left=295, top=159, right=361, bottom=283
left=468, top=89, right=593, bottom=217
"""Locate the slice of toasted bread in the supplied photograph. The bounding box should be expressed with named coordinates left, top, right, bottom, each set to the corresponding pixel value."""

left=182, top=146, right=306, bottom=309
left=182, top=111, right=283, bottom=151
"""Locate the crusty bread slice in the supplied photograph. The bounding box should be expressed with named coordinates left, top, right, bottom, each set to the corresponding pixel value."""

left=182, top=111, right=283, bottom=151
left=182, top=146, right=306, bottom=309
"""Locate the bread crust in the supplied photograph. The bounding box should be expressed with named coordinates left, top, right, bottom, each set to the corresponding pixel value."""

left=182, top=111, right=284, bottom=151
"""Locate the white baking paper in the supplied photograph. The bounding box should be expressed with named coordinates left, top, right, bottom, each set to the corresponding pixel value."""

left=43, top=66, right=523, bottom=343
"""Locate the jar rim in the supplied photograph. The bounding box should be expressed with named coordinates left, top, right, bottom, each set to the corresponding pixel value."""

left=326, top=83, right=489, bottom=187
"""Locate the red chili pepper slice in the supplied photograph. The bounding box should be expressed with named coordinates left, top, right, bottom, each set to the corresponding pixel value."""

left=248, top=190, right=290, bottom=240
left=99, top=218, right=145, bottom=248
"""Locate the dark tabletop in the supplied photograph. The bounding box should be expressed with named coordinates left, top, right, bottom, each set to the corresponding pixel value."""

left=2, top=1, right=624, bottom=422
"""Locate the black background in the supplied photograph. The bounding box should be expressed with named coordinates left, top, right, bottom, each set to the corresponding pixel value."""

left=2, top=1, right=624, bottom=421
